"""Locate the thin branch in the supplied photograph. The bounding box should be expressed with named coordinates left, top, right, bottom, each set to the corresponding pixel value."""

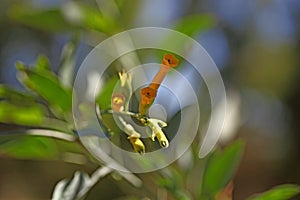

left=27, top=129, right=76, bottom=142
left=89, top=166, right=113, bottom=186
left=0, top=128, right=76, bottom=142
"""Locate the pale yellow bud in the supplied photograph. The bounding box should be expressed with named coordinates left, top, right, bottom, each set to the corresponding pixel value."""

left=128, top=135, right=145, bottom=155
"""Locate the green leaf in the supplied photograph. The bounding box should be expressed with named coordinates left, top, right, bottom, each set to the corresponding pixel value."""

left=157, top=176, right=179, bottom=192
left=158, top=171, right=192, bottom=200
left=0, top=134, right=85, bottom=161
left=96, top=76, right=118, bottom=109
left=0, top=101, right=45, bottom=126
left=0, top=84, right=36, bottom=102
left=0, top=85, right=74, bottom=131
left=8, top=2, right=118, bottom=34
left=0, top=135, right=59, bottom=159
left=157, top=169, right=185, bottom=194
left=61, top=1, right=118, bottom=34
left=174, top=14, right=216, bottom=37
left=16, top=61, right=72, bottom=119
left=8, top=5, right=76, bottom=32
left=35, top=54, right=51, bottom=71
left=247, top=184, right=300, bottom=200
left=200, top=140, right=244, bottom=199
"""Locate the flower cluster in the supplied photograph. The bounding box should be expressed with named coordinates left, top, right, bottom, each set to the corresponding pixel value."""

left=100, top=54, right=179, bottom=154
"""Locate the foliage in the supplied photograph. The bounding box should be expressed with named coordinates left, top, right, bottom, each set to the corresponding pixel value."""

left=200, top=141, right=244, bottom=199
left=247, top=185, right=300, bottom=200
left=0, top=1, right=299, bottom=200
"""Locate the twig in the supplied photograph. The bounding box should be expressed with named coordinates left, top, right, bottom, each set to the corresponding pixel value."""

left=0, top=128, right=76, bottom=142
left=89, top=166, right=112, bottom=185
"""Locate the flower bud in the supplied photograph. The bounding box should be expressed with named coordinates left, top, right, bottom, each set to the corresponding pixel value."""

left=128, top=135, right=145, bottom=155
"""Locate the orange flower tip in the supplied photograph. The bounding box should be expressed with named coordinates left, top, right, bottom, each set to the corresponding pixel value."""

left=141, top=87, right=157, bottom=98
left=162, top=54, right=179, bottom=68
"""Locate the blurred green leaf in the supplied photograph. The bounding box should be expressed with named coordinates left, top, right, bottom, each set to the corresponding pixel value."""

left=0, top=84, right=35, bottom=102
left=157, top=169, right=182, bottom=192
left=96, top=76, right=118, bottom=109
left=0, top=135, right=58, bottom=159
left=0, top=84, right=74, bottom=132
left=247, top=184, right=300, bottom=200
left=174, top=14, right=216, bottom=37
left=8, top=5, right=76, bottom=32
left=58, top=34, right=79, bottom=88
left=200, top=141, right=244, bottom=199
left=8, top=2, right=118, bottom=34
left=0, top=84, right=74, bottom=131
left=16, top=61, right=72, bottom=119
left=0, top=101, right=45, bottom=126
left=0, top=134, right=85, bottom=161
left=157, top=169, right=192, bottom=200
left=61, top=2, right=118, bottom=34
left=35, top=54, right=51, bottom=71
left=157, top=176, right=179, bottom=192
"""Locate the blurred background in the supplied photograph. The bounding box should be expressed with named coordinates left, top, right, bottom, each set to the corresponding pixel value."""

left=0, top=0, right=300, bottom=199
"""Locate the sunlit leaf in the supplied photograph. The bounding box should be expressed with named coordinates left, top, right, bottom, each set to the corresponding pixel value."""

left=96, top=76, right=118, bottom=109
left=0, top=135, right=58, bottom=159
left=35, top=54, right=51, bottom=71
left=0, top=134, right=84, bottom=161
left=0, top=84, right=36, bottom=102
left=16, top=61, right=72, bottom=119
left=0, top=101, right=44, bottom=126
left=247, top=184, right=300, bottom=200
left=200, top=141, right=244, bottom=199
left=8, top=5, right=76, bottom=32
left=8, top=2, right=118, bottom=34
left=61, top=1, right=118, bottom=34
left=157, top=169, right=192, bottom=199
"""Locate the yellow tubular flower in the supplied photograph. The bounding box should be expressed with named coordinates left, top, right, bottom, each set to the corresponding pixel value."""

left=128, top=135, right=145, bottom=155
left=118, top=70, right=127, bottom=87
left=147, top=118, right=169, bottom=148
left=155, top=129, right=169, bottom=148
